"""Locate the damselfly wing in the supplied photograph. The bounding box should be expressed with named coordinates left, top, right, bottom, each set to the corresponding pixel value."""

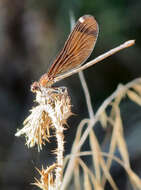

left=31, top=15, right=99, bottom=92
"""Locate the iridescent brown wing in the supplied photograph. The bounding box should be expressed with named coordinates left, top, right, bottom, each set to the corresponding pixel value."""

left=47, top=15, right=99, bottom=78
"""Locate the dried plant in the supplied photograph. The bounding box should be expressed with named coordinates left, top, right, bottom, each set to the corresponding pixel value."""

left=15, top=14, right=139, bottom=190
left=16, top=86, right=72, bottom=189
left=62, top=77, right=141, bottom=190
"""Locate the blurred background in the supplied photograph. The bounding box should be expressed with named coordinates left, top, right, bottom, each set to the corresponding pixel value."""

left=0, top=0, right=141, bottom=189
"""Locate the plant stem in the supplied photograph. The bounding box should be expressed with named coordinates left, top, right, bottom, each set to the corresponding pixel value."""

left=55, top=124, right=64, bottom=189
left=62, top=77, right=140, bottom=190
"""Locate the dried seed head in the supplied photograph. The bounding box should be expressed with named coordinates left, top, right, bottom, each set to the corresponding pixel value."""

left=33, top=163, right=60, bottom=190
left=15, top=87, right=72, bottom=151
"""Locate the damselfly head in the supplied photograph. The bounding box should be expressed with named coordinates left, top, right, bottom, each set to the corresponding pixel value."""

left=31, top=81, right=41, bottom=92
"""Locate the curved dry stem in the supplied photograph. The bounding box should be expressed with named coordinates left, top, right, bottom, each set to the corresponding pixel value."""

left=65, top=151, right=131, bottom=174
left=78, top=157, right=103, bottom=189
left=65, top=151, right=141, bottom=189
left=79, top=71, right=94, bottom=119
left=62, top=77, right=141, bottom=190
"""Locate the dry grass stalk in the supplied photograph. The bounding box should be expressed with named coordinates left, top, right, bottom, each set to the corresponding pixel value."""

left=78, top=157, right=103, bottom=190
left=89, top=129, right=118, bottom=190
left=63, top=77, right=141, bottom=190
left=74, top=159, right=81, bottom=190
